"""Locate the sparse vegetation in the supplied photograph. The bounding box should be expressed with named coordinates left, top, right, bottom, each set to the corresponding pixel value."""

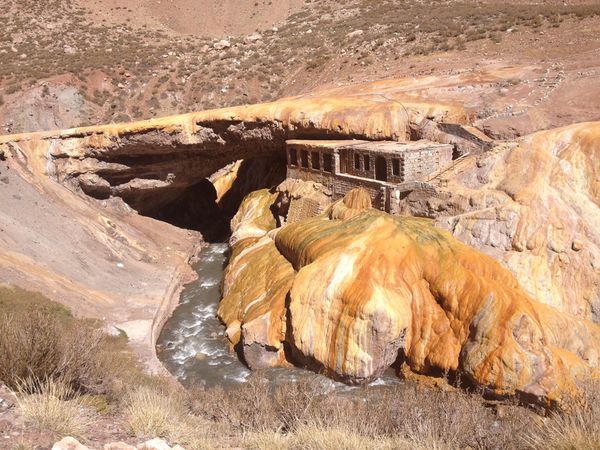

left=2, top=285, right=600, bottom=448
left=125, top=386, right=214, bottom=449
left=0, top=309, right=104, bottom=393
left=527, top=381, right=600, bottom=450
left=1, top=0, right=599, bottom=132
left=15, top=378, right=93, bottom=440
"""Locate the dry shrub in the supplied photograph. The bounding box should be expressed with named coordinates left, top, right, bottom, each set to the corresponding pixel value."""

left=526, top=381, right=600, bottom=450
left=16, top=378, right=94, bottom=440
left=245, top=425, right=419, bottom=450
left=245, top=423, right=448, bottom=450
left=0, top=310, right=106, bottom=394
left=244, top=429, right=291, bottom=450
left=191, top=376, right=534, bottom=449
left=125, top=386, right=213, bottom=449
left=190, top=375, right=281, bottom=432
left=290, top=424, right=424, bottom=450
left=0, top=287, right=151, bottom=400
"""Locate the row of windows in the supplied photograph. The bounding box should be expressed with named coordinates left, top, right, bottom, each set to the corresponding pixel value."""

left=289, top=148, right=333, bottom=173
left=354, top=153, right=370, bottom=171
left=352, top=152, right=402, bottom=177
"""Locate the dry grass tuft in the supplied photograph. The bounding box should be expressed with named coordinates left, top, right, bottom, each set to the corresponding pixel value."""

left=244, top=423, right=450, bottom=450
left=244, top=430, right=291, bottom=450
left=526, top=381, right=600, bottom=450
left=16, top=378, right=94, bottom=440
left=125, top=386, right=213, bottom=449
left=288, top=424, right=410, bottom=450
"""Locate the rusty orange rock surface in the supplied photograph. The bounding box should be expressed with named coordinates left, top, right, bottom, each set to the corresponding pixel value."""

left=220, top=189, right=600, bottom=404
left=433, top=122, right=600, bottom=322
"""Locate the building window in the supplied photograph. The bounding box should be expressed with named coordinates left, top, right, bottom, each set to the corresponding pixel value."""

left=323, top=153, right=333, bottom=173
left=354, top=153, right=361, bottom=170
left=392, top=159, right=400, bottom=176
left=364, top=155, right=370, bottom=172
left=289, top=148, right=297, bottom=166
left=375, top=156, right=387, bottom=182
left=301, top=150, right=309, bottom=168
left=311, top=151, right=320, bottom=170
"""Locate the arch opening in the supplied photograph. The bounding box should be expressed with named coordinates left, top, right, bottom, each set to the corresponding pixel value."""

left=375, top=156, right=387, bottom=182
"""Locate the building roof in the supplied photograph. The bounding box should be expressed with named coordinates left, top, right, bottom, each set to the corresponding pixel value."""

left=286, top=139, right=369, bottom=148
left=286, top=139, right=452, bottom=154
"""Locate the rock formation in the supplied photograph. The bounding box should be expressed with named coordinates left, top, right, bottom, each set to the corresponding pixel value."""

left=0, top=80, right=468, bottom=375
left=219, top=187, right=600, bottom=405
left=2, top=76, right=600, bottom=404
left=0, top=82, right=467, bottom=219
left=400, top=122, right=600, bottom=322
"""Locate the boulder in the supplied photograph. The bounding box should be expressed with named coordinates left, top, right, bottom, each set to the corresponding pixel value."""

left=213, top=39, right=231, bottom=50
left=244, top=32, right=262, bottom=44
left=52, top=437, right=90, bottom=450
left=137, top=439, right=174, bottom=450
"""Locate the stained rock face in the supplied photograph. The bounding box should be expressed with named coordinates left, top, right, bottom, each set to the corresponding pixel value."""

left=219, top=188, right=295, bottom=368
left=219, top=188, right=600, bottom=404
left=413, top=123, right=600, bottom=322
left=0, top=82, right=466, bottom=220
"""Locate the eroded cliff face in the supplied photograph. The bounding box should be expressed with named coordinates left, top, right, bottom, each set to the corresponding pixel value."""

left=399, top=122, right=600, bottom=322
left=0, top=83, right=467, bottom=224
left=220, top=188, right=600, bottom=405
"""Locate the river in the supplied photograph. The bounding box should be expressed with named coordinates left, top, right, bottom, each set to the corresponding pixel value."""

left=157, top=243, right=401, bottom=391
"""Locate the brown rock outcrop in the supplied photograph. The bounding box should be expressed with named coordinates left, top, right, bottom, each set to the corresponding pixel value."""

left=219, top=189, right=600, bottom=405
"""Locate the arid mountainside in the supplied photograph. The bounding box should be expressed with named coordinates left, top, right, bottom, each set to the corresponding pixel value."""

left=1, top=0, right=600, bottom=139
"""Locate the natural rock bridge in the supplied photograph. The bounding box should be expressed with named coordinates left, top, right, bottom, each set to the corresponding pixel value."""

left=2, top=77, right=598, bottom=402
left=1, top=89, right=480, bottom=230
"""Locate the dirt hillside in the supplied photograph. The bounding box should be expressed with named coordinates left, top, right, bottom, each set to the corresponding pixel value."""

left=79, top=0, right=304, bottom=36
left=1, top=0, right=600, bottom=138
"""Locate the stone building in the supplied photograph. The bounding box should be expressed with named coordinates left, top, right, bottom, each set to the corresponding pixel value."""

left=286, top=139, right=453, bottom=213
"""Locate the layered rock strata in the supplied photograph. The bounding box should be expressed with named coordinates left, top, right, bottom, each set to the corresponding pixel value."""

left=0, top=84, right=467, bottom=219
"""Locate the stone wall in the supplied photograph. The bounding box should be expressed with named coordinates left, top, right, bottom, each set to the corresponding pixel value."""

left=287, top=197, right=324, bottom=223
left=286, top=140, right=450, bottom=213
left=339, top=144, right=453, bottom=183
left=287, top=166, right=391, bottom=210
left=402, top=146, right=452, bottom=181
